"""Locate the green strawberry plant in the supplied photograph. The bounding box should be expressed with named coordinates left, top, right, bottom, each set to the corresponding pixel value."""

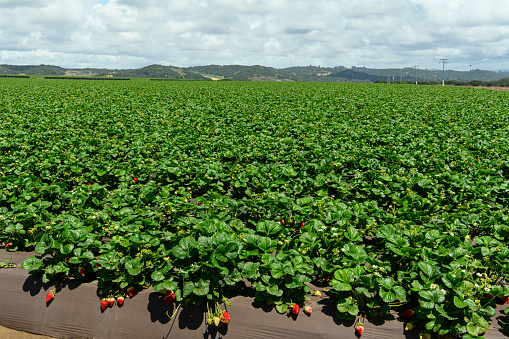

left=1, top=78, right=509, bottom=336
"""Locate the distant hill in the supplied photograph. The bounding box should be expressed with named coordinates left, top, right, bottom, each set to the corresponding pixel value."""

left=110, top=65, right=209, bottom=80
left=1, top=63, right=508, bottom=83
left=186, top=65, right=298, bottom=81
left=0, top=64, right=66, bottom=76
left=327, top=69, right=385, bottom=82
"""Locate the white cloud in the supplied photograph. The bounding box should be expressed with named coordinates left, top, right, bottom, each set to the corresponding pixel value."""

left=0, top=0, right=507, bottom=70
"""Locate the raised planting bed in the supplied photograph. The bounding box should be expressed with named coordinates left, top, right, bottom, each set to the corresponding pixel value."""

left=1, top=248, right=509, bottom=339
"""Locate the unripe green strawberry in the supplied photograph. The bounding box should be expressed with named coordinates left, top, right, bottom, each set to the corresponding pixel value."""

left=405, top=322, right=414, bottom=331
left=213, top=316, right=221, bottom=327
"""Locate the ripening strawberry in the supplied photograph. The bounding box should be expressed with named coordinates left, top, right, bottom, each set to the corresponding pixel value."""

left=46, top=292, right=55, bottom=303
left=78, top=267, right=86, bottom=276
left=164, top=290, right=176, bottom=304
left=117, top=296, right=124, bottom=306
left=401, top=308, right=413, bottom=319
left=220, top=311, right=231, bottom=324
left=303, top=306, right=312, bottom=315
left=291, top=304, right=300, bottom=315
left=107, top=297, right=115, bottom=307
left=127, top=287, right=135, bottom=298
left=356, top=324, right=364, bottom=335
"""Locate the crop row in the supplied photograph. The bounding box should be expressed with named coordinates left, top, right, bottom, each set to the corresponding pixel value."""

left=1, top=78, right=509, bottom=337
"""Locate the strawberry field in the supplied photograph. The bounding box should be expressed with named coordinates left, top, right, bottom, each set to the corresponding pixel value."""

left=2, top=77, right=509, bottom=338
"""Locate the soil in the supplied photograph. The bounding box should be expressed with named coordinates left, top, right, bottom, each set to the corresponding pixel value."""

left=0, top=325, right=54, bottom=339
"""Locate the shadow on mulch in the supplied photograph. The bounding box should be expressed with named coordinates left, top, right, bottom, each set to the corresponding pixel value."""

left=202, top=324, right=228, bottom=339
left=23, top=274, right=85, bottom=297
left=496, top=310, right=509, bottom=337
left=147, top=292, right=173, bottom=324
left=317, top=297, right=355, bottom=327
left=251, top=299, right=274, bottom=313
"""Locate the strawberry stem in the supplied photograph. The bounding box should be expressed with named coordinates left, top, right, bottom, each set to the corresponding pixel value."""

left=166, top=302, right=182, bottom=319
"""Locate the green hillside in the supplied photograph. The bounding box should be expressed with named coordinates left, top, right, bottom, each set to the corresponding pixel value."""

left=1, top=63, right=508, bottom=83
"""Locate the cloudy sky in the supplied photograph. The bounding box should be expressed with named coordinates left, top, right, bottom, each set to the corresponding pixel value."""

left=1, top=0, right=508, bottom=70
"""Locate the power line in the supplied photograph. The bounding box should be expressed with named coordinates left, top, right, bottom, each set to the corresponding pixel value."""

left=450, top=52, right=509, bottom=70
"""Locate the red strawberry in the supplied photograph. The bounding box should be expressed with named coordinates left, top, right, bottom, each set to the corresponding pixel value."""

left=107, top=297, right=115, bottom=307
left=485, top=293, right=494, bottom=299
left=356, top=324, right=364, bottom=335
left=281, top=220, right=285, bottom=224
left=46, top=292, right=54, bottom=302
left=198, top=202, right=202, bottom=206
left=503, top=296, right=509, bottom=304
left=291, top=304, right=300, bottom=315
left=300, top=223, right=304, bottom=228
left=64, top=256, right=71, bottom=263
left=401, top=308, right=413, bottom=319
left=220, top=311, right=231, bottom=324
left=100, top=299, right=108, bottom=311
left=133, top=178, right=138, bottom=181
left=87, top=183, right=91, bottom=185
left=303, top=306, right=312, bottom=315
left=78, top=267, right=86, bottom=276
left=6, top=243, right=12, bottom=248
left=127, top=287, right=135, bottom=298
left=164, top=291, right=176, bottom=304
left=117, top=296, right=124, bottom=306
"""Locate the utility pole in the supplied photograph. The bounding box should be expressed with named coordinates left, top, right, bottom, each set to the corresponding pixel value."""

left=439, top=59, right=448, bottom=86
left=414, top=65, right=418, bottom=85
